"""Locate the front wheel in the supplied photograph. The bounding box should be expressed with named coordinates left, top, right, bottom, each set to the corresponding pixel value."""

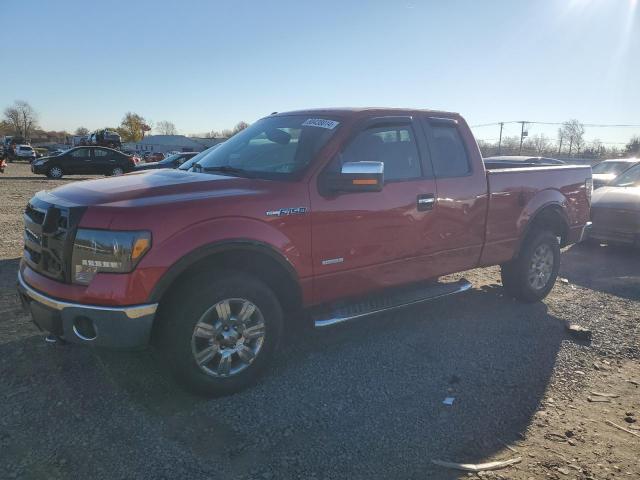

left=500, top=230, right=560, bottom=303
left=109, top=166, right=124, bottom=176
left=157, top=270, right=283, bottom=396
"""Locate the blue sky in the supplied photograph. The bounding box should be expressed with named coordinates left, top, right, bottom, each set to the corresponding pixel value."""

left=1, top=0, right=638, bottom=145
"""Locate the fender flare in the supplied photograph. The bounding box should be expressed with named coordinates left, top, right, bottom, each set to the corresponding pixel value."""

left=148, top=239, right=301, bottom=304
left=513, top=202, right=569, bottom=258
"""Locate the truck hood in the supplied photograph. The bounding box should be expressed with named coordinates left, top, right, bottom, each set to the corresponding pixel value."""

left=44, top=169, right=267, bottom=207
left=592, top=186, right=640, bottom=211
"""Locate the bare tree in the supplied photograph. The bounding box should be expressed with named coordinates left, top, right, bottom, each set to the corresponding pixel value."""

left=529, top=133, right=550, bottom=155
left=74, top=126, right=89, bottom=136
left=560, top=119, right=585, bottom=155
left=3, top=100, right=38, bottom=139
left=501, top=136, right=520, bottom=154
left=156, top=120, right=177, bottom=135
left=232, top=121, right=249, bottom=135
left=627, top=136, right=640, bottom=156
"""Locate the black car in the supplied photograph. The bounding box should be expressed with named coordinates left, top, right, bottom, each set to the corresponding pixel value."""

left=31, top=146, right=136, bottom=178
left=135, top=152, right=198, bottom=171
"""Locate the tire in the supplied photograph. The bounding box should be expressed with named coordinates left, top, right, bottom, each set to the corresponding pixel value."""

left=47, top=165, right=63, bottom=179
left=109, top=166, right=124, bottom=176
left=157, top=270, right=283, bottom=396
left=500, top=230, right=560, bottom=303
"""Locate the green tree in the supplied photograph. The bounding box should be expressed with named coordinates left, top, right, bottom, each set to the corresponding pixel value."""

left=117, top=112, right=149, bottom=142
left=74, top=126, right=89, bottom=136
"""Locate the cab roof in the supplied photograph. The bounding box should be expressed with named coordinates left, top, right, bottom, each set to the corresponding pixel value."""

left=270, top=107, right=461, bottom=120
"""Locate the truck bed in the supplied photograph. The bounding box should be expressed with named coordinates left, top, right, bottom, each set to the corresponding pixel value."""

left=479, top=164, right=592, bottom=266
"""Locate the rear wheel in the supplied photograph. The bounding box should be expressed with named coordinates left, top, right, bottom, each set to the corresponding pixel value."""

left=157, top=270, right=283, bottom=396
left=47, top=166, right=63, bottom=179
left=501, top=230, right=560, bottom=303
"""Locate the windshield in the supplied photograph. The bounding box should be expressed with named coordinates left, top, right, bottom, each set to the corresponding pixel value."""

left=611, top=164, right=640, bottom=187
left=193, top=115, right=340, bottom=179
left=592, top=161, right=632, bottom=175
left=159, top=154, right=181, bottom=164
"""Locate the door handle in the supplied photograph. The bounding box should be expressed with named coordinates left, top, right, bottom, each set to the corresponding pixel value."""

left=417, top=194, right=436, bottom=211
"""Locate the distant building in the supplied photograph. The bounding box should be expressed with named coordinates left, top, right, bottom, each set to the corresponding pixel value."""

left=123, top=135, right=225, bottom=154
left=190, top=137, right=227, bottom=149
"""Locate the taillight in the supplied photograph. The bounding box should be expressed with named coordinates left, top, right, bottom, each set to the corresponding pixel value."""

left=585, top=177, right=593, bottom=205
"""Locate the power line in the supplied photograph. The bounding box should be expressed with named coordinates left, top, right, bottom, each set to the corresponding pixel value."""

left=471, top=121, right=640, bottom=128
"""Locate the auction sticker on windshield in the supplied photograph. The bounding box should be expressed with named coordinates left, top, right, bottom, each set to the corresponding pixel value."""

left=302, top=118, right=339, bottom=129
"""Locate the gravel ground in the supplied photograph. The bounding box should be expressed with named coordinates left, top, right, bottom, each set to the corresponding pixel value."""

left=1, top=163, right=638, bottom=480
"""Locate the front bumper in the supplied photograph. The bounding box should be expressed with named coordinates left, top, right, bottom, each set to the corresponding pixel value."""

left=17, top=270, right=157, bottom=349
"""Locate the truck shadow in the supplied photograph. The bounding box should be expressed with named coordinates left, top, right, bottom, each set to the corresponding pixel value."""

left=561, top=242, right=640, bottom=301
left=0, top=280, right=573, bottom=479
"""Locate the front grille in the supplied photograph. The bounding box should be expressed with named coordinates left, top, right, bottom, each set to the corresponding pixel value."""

left=23, top=198, right=84, bottom=283
left=25, top=203, right=45, bottom=224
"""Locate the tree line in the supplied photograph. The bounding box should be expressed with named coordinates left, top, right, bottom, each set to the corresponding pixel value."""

left=1, top=100, right=248, bottom=144
left=477, top=119, right=639, bottom=159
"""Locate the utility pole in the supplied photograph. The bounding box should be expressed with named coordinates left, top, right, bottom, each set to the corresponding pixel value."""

left=497, top=122, right=504, bottom=155
left=518, top=121, right=526, bottom=155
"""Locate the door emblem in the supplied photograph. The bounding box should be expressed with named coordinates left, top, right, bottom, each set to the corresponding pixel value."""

left=321, top=257, right=344, bottom=266
left=266, top=207, right=307, bottom=217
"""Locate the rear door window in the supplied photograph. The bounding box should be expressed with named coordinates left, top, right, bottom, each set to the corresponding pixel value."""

left=424, top=121, right=471, bottom=178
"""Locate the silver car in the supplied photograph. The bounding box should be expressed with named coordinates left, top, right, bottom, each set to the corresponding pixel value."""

left=590, top=163, right=640, bottom=246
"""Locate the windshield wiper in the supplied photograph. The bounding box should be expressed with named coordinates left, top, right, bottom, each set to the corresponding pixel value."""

left=201, top=165, right=250, bottom=177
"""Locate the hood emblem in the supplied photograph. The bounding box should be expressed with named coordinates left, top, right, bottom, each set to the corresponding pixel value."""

left=266, top=207, right=307, bottom=217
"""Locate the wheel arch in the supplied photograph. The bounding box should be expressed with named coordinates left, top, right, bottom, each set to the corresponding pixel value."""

left=514, top=203, right=569, bottom=258
left=150, top=239, right=303, bottom=314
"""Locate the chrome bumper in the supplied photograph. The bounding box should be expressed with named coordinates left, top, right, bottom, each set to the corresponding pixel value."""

left=578, top=221, right=592, bottom=242
left=17, top=271, right=157, bottom=349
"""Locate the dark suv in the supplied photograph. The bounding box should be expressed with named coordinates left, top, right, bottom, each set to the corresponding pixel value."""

left=31, top=146, right=136, bottom=178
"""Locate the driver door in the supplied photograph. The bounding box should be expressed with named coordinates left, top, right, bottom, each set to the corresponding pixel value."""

left=310, top=117, right=439, bottom=305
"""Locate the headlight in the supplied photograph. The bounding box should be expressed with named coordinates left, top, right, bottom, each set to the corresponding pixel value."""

left=71, top=229, right=151, bottom=285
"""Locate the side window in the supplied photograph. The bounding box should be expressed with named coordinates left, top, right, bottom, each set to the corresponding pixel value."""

left=94, top=149, right=108, bottom=157
left=70, top=148, right=89, bottom=158
left=427, top=124, right=470, bottom=178
left=339, top=125, right=422, bottom=181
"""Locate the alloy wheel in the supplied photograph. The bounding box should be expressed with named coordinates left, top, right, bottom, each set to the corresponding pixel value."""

left=528, top=243, right=554, bottom=290
left=190, top=298, right=266, bottom=377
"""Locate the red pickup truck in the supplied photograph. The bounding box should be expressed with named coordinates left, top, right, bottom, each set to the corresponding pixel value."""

left=18, top=108, right=592, bottom=395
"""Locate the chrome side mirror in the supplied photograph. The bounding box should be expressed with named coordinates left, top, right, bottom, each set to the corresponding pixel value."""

left=333, top=161, right=384, bottom=192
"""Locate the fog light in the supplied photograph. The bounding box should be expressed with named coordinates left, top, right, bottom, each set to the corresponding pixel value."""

left=72, top=316, right=97, bottom=341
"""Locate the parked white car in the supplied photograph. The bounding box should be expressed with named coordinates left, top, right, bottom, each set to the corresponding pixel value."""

left=16, top=145, right=36, bottom=162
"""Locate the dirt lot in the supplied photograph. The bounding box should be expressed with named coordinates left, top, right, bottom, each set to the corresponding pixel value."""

left=1, top=163, right=638, bottom=480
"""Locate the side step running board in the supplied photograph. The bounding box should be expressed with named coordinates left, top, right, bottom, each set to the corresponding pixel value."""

left=313, top=278, right=472, bottom=328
